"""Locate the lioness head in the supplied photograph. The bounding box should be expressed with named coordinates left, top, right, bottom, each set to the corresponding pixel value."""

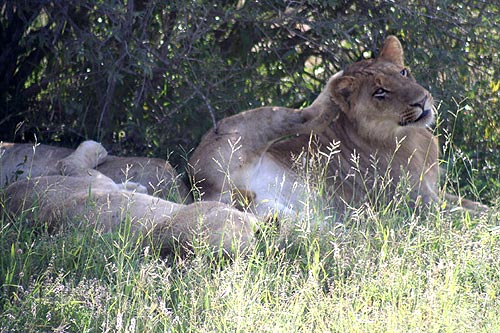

left=330, top=36, right=434, bottom=142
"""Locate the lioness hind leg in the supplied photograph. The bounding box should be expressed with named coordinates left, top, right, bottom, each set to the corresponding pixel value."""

left=444, top=192, right=489, bottom=213
left=57, top=140, right=108, bottom=176
left=166, top=201, right=258, bottom=258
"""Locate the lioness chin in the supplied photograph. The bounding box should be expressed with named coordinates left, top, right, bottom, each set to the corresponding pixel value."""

left=189, top=36, right=487, bottom=218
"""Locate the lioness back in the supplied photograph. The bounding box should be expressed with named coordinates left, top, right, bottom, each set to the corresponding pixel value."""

left=0, top=143, right=73, bottom=186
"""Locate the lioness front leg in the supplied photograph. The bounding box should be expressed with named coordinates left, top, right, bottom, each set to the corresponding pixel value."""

left=189, top=71, right=343, bottom=211
left=213, top=70, right=343, bottom=154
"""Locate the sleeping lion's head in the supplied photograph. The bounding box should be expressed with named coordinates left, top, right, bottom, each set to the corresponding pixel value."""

left=329, top=36, right=434, bottom=141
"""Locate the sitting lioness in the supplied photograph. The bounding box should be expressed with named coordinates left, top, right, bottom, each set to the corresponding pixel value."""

left=3, top=143, right=257, bottom=257
left=0, top=141, right=189, bottom=201
left=189, top=36, right=486, bottom=217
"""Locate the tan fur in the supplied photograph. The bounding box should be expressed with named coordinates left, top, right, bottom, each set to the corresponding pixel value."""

left=188, top=71, right=343, bottom=214
left=4, top=173, right=257, bottom=256
left=3, top=145, right=257, bottom=257
left=0, top=141, right=190, bottom=202
left=57, top=140, right=108, bottom=175
left=189, top=36, right=486, bottom=217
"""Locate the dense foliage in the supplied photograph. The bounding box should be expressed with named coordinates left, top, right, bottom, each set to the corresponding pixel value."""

left=1, top=0, right=499, bottom=198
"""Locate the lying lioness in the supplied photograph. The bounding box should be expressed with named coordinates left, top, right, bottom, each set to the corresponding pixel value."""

left=3, top=141, right=257, bottom=257
left=0, top=140, right=189, bottom=201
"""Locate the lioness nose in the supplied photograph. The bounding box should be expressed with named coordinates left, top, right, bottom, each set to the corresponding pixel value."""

left=410, top=96, right=427, bottom=111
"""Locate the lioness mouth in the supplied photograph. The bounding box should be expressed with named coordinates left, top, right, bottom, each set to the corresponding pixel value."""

left=399, top=109, right=432, bottom=126
left=415, top=109, right=431, bottom=122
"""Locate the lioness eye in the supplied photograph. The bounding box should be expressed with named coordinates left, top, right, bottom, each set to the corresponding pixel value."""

left=373, top=88, right=387, bottom=99
left=400, top=68, right=409, bottom=77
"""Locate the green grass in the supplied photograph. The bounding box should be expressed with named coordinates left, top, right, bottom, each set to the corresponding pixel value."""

left=1, top=115, right=499, bottom=332
left=1, top=188, right=499, bottom=332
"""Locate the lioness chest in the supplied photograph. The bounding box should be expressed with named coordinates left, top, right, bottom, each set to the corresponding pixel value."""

left=240, top=153, right=305, bottom=217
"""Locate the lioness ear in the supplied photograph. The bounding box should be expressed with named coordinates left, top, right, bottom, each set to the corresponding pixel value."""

left=378, top=35, right=404, bottom=66
left=330, top=76, right=357, bottom=112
